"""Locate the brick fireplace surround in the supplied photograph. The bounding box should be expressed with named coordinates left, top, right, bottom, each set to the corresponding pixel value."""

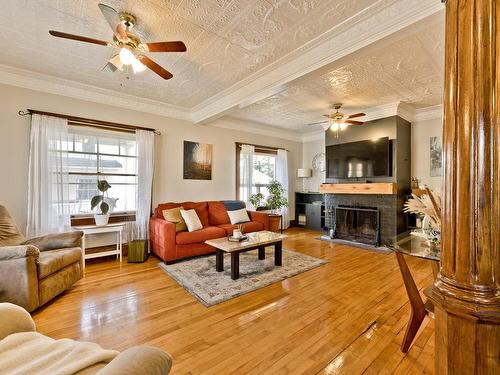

left=324, top=193, right=400, bottom=245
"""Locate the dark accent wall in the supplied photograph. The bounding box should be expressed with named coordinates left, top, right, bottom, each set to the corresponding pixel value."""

left=324, top=115, right=411, bottom=240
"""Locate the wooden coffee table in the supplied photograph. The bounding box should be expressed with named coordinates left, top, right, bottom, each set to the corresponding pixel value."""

left=205, top=231, right=287, bottom=280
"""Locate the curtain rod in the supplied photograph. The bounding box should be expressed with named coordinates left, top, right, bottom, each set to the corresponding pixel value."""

left=18, top=109, right=161, bottom=135
left=235, top=142, right=289, bottom=152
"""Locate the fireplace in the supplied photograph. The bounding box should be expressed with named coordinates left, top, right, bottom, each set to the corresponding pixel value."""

left=333, top=205, right=380, bottom=246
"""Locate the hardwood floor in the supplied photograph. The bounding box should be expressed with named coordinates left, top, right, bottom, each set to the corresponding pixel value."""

left=32, top=228, right=435, bottom=374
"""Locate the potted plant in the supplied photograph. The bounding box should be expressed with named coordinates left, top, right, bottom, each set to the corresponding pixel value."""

left=266, top=180, right=289, bottom=214
left=249, top=181, right=288, bottom=231
left=249, top=193, right=267, bottom=211
left=91, top=180, right=114, bottom=226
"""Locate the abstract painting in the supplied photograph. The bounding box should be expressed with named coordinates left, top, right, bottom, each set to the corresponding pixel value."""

left=430, top=136, right=442, bottom=177
left=183, top=141, right=213, bottom=180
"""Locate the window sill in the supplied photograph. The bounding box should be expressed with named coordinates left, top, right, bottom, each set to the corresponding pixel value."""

left=71, top=212, right=136, bottom=226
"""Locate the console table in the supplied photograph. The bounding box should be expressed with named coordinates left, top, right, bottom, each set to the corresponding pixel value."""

left=72, top=223, right=124, bottom=273
left=386, top=235, right=440, bottom=353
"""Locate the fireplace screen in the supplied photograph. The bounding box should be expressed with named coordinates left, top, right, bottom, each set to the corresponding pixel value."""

left=333, top=206, right=380, bottom=246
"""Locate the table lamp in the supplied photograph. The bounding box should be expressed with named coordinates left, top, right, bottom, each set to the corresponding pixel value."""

left=297, top=168, right=312, bottom=192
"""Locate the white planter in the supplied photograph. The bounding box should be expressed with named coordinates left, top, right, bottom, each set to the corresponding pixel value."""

left=94, top=214, right=110, bottom=226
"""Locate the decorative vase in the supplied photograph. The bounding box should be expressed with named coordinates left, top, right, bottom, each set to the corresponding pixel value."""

left=94, top=213, right=109, bottom=226
left=422, top=215, right=441, bottom=247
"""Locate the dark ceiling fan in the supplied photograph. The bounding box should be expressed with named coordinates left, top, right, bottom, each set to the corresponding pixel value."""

left=49, top=3, right=186, bottom=80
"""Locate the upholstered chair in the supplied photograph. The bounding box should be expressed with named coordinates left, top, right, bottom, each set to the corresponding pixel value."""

left=0, top=303, right=172, bottom=374
left=0, top=205, right=83, bottom=311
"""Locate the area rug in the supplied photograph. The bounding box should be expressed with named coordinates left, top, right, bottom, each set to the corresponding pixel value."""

left=158, top=247, right=327, bottom=307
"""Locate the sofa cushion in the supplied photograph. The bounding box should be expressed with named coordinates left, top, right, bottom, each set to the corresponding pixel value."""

left=181, top=202, right=209, bottom=227
left=222, top=200, right=246, bottom=211
left=207, top=201, right=230, bottom=225
left=154, top=202, right=209, bottom=227
left=162, top=207, right=187, bottom=232
left=218, top=221, right=264, bottom=235
left=176, top=226, right=226, bottom=245
left=0, top=205, right=25, bottom=246
left=154, top=202, right=181, bottom=219
left=37, top=247, right=82, bottom=279
left=180, top=209, right=203, bottom=232
left=227, top=208, right=251, bottom=224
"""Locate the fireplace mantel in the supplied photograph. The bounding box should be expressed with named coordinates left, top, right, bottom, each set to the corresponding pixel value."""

left=319, top=183, right=397, bottom=195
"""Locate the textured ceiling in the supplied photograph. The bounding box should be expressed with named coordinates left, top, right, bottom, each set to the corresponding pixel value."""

left=0, top=0, right=380, bottom=108
left=229, top=17, right=445, bottom=132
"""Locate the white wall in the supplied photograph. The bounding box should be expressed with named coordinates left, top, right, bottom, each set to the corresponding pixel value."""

left=411, top=117, right=443, bottom=191
left=301, top=138, right=325, bottom=192
left=0, top=83, right=302, bottom=236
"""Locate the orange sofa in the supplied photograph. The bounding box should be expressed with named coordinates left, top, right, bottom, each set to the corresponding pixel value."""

left=150, top=201, right=269, bottom=263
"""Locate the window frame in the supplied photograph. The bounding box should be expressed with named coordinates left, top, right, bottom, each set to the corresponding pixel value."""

left=235, top=143, right=278, bottom=201
left=67, top=124, right=138, bottom=223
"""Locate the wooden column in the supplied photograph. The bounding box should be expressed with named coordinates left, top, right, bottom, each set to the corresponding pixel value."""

left=426, top=0, right=500, bottom=373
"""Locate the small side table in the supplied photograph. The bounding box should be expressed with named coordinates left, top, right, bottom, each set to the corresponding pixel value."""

left=268, top=213, right=283, bottom=233
left=260, top=210, right=283, bottom=233
left=72, top=223, right=124, bottom=273
left=386, top=235, right=440, bottom=353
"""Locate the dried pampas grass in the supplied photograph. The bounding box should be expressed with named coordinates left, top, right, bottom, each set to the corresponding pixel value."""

left=404, top=187, right=441, bottom=229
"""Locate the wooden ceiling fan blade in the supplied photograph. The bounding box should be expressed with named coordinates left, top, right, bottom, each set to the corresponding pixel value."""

left=347, top=113, right=366, bottom=119
left=138, top=56, right=173, bottom=80
left=145, top=41, right=187, bottom=53
left=98, top=3, right=127, bottom=42
left=49, top=30, right=109, bottom=46
left=345, top=120, right=364, bottom=125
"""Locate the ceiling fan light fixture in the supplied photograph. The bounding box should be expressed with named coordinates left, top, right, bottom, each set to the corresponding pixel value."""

left=339, top=123, right=348, bottom=131
left=131, top=58, right=147, bottom=73
left=109, top=54, right=123, bottom=71
left=119, top=47, right=136, bottom=65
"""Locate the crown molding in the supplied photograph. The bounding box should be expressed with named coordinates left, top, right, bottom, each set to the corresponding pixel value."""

left=209, top=117, right=303, bottom=143
left=414, top=104, right=443, bottom=122
left=191, top=0, right=444, bottom=124
left=0, top=64, right=191, bottom=121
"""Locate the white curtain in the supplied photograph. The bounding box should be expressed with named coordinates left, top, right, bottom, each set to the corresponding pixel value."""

left=276, top=149, right=290, bottom=228
left=134, top=130, right=155, bottom=244
left=26, top=114, right=71, bottom=237
left=240, top=144, right=255, bottom=208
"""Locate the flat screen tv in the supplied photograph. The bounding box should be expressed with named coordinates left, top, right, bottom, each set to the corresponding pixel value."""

left=326, top=137, right=391, bottom=179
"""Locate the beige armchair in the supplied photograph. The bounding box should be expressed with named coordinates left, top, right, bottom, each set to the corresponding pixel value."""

left=0, top=303, right=172, bottom=374
left=0, top=205, right=83, bottom=311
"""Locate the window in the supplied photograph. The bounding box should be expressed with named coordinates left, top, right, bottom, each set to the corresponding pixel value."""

left=67, top=125, right=137, bottom=216
left=237, top=146, right=277, bottom=202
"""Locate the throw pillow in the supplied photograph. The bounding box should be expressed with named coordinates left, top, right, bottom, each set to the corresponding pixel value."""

left=162, top=207, right=187, bottom=232
left=227, top=208, right=250, bottom=225
left=180, top=209, right=203, bottom=232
